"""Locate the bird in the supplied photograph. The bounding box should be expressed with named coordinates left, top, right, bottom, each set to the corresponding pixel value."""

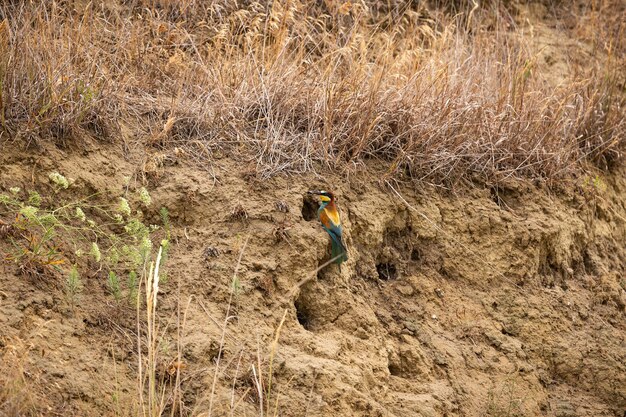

left=307, top=190, right=348, bottom=265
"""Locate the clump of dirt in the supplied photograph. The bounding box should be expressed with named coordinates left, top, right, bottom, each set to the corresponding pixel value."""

left=1, top=137, right=625, bottom=416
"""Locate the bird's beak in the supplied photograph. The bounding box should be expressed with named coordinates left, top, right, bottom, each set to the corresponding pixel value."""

left=307, top=190, right=321, bottom=195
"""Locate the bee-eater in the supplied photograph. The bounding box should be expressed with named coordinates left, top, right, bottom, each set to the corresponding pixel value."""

left=307, top=190, right=348, bottom=265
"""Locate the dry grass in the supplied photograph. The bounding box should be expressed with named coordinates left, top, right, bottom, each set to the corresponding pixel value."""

left=0, top=0, right=624, bottom=184
left=0, top=336, right=45, bottom=417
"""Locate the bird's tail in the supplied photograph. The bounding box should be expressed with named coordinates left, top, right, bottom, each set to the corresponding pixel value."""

left=330, top=234, right=348, bottom=265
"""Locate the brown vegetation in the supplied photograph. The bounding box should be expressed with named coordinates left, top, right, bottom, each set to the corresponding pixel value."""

left=0, top=0, right=624, bottom=184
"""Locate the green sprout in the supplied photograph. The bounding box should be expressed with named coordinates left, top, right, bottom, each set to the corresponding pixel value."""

left=48, top=172, right=69, bottom=190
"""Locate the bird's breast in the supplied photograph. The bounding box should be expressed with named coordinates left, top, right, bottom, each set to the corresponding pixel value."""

left=321, top=206, right=341, bottom=227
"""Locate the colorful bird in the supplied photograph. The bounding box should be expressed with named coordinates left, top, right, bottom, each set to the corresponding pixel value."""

left=308, top=190, right=348, bottom=265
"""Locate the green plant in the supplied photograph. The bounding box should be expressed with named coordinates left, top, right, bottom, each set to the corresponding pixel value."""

left=6, top=205, right=65, bottom=278
left=48, top=172, right=70, bottom=191
left=231, top=275, right=242, bottom=297
left=107, top=271, right=121, bottom=301
left=0, top=182, right=179, bottom=415
left=0, top=184, right=178, bottom=413
left=118, top=198, right=132, bottom=217
left=582, top=174, right=607, bottom=194
left=27, top=191, right=42, bottom=207
left=138, top=187, right=152, bottom=207
left=159, top=207, right=170, bottom=240
left=1, top=180, right=168, bottom=304
left=128, top=270, right=138, bottom=305
left=65, top=265, right=82, bottom=306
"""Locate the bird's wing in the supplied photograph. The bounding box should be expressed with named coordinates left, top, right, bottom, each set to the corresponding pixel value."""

left=325, top=205, right=341, bottom=226
left=319, top=209, right=341, bottom=232
left=326, top=222, right=343, bottom=242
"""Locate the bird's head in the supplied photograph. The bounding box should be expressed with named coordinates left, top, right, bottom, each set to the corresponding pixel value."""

left=307, top=190, right=334, bottom=203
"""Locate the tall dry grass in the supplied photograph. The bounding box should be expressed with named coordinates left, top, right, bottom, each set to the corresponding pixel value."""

left=0, top=0, right=624, bottom=184
left=0, top=337, right=40, bottom=416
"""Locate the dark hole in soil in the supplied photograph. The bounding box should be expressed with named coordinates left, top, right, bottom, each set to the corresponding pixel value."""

left=376, top=263, right=397, bottom=281
left=295, top=296, right=312, bottom=330
left=583, top=250, right=596, bottom=275
left=302, top=196, right=318, bottom=221
left=388, top=361, right=402, bottom=377
left=317, top=267, right=329, bottom=281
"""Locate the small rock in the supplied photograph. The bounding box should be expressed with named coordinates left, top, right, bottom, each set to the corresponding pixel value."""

left=434, top=354, right=448, bottom=366
left=203, top=246, right=220, bottom=259
left=501, top=320, right=521, bottom=337
left=396, top=284, right=414, bottom=296
left=402, top=321, right=417, bottom=333
left=485, top=331, right=502, bottom=348
left=355, top=327, right=369, bottom=340
left=554, top=400, right=576, bottom=417
left=275, top=200, right=289, bottom=213
left=50, top=369, right=65, bottom=379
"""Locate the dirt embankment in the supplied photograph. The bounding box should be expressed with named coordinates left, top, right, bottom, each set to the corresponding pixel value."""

left=1, top=140, right=625, bottom=417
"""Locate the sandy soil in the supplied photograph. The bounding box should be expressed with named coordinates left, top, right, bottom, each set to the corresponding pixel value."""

left=1, top=137, right=624, bottom=417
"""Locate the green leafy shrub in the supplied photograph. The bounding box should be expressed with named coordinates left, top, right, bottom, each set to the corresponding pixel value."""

left=0, top=177, right=169, bottom=305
